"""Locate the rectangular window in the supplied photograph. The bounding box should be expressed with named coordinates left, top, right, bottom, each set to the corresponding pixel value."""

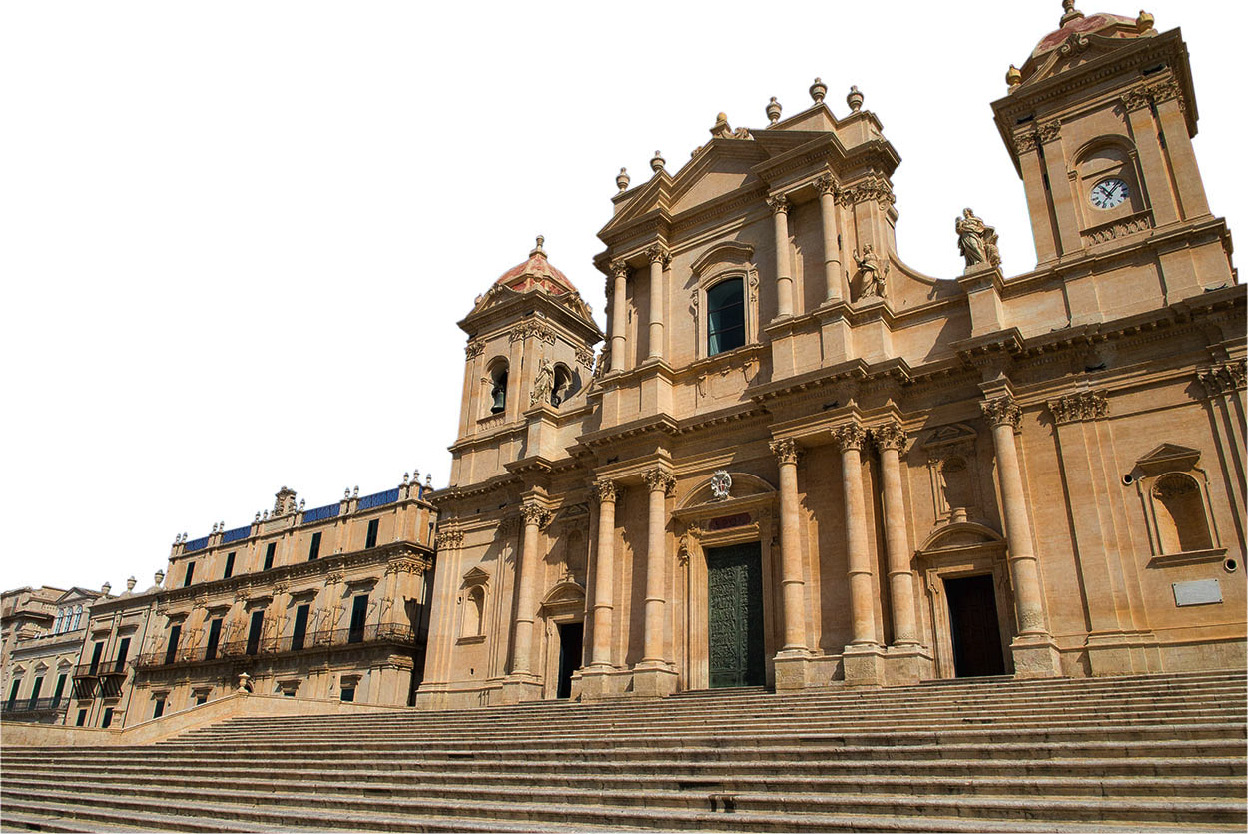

left=348, top=595, right=368, bottom=644
left=205, top=618, right=223, bottom=660
left=291, top=604, right=310, bottom=652
left=76, top=709, right=87, bottom=726
left=195, top=693, right=207, bottom=706
left=340, top=686, right=355, bottom=703
left=246, top=610, right=265, bottom=656
left=88, top=641, right=105, bottom=675
left=164, top=624, right=182, bottom=665
left=28, top=677, right=43, bottom=707
left=101, top=707, right=114, bottom=728
left=365, top=519, right=379, bottom=549
left=183, top=562, right=195, bottom=587
left=52, top=673, right=67, bottom=703
left=6, top=679, right=20, bottom=707
left=114, top=636, right=131, bottom=672
left=308, top=531, right=321, bottom=561
left=263, top=542, right=277, bottom=571
left=153, top=698, right=165, bottom=719
left=223, top=552, right=236, bottom=579
left=706, top=277, right=746, bottom=356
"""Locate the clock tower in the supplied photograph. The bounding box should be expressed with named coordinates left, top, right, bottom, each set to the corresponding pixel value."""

left=992, top=1, right=1233, bottom=304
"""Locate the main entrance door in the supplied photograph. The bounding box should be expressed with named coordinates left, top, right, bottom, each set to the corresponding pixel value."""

left=945, top=574, right=1006, bottom=677
left=707, top=543, right=765, bottom=688
left=555, top=622, right=583, bottom=699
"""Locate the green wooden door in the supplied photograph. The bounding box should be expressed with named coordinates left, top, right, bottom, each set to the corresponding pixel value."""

left=707, top=543, right=765, bottom=688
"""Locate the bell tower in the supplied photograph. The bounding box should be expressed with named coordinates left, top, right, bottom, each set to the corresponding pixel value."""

left=992, top=1, right=1229, bottom=292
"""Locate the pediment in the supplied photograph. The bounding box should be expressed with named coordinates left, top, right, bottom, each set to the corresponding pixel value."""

left=461, top=566, right=490, bottom=589
left=540, top=580, right=585, bottom=610
left=1135, top=443, right=1201, bottom=475
left=922, top=423, right=978, bottom=450
left=1021, top=32, right=1142, bottom=88
left=919, top=521, right=1004, bottom=554
left=691, top=241, right=756, bottom=276
left=600, top=173, right=674, bottom=236
left=55, top=587, right=99, bottom=604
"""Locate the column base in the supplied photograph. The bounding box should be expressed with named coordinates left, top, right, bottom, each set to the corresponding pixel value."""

left=842, top=644, right=886, bottom=686
left=773, top=649, right=811, bottom=691
left=579, top=666, right=631, bottom=701
left=499, top=673, right=543, bottom=704
left=884, top=643, right=934, bottom=686
left=631, top=663, right=678, bottom=698
left=1010, top=634, right=1063, bottom=679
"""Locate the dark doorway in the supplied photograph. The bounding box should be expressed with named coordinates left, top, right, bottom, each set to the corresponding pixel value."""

left=945, top=574, right=1006, bottom=677
left=555, top=622, right=583, bottom=699
left=348, top=595, right=369, bottom=644
left=707, top=542, right=766, bottom=688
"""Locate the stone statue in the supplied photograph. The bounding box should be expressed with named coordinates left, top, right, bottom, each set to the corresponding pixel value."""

left=956, top=208, right=1001, bottom=271
left=853, top=245, right=888, bottom=299
left=530, top=357, right=555, bottom=406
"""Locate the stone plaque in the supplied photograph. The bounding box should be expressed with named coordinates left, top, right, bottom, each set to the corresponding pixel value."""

left=1172, top=579, right=1222, bottom=607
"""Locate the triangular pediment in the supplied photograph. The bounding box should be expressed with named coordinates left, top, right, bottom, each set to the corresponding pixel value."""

left=55, top=587, right=99, bottom=605
left=460, top=566, right=490, bottom=589
left=923, top=423, right=978, bottom=449
left=1135, top=443, right=1201, bottom=475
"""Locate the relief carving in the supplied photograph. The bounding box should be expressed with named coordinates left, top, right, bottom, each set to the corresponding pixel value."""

left=1047, top=390, right=1109, bottom=424
left=980, top=396, right=1022, bottom=430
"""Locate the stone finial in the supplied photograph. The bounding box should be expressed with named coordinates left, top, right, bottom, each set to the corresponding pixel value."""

left=101, top=582, right=112, bottom=595
left=1060, top=0, right=1084, bottom=25
left=1006, top=64, right=1022, bottom=88
left=616, top=167, right=630, bottom=191
left=218, top=520, right=224, bottom=532
left=262, top=510, right=269, bottom=520
left=298, top=498, right=304, bottom=510
left=402, top=472, right=409, bottom=485
left=126, top=577, right=137, bottom=592
left=809, top=77, right=827, bottom=104
left=1136, top=10, right=1154, bottom=33
left=650, top=150, right=665, bottom=173
left=530, top=235, right=545, bottom=257
left=766, top=97, right=782, bottom=124
left=352, top=485, right=359, bottom=497
left=425, top=474, right=432, bottom=486
left=413, top=469, right=420, bottom=483
left=847, top=85, right=864, bottom=113
left=254, top=511, right=261, bottom=522
left=154, top=570, right=165, bottom=585
left=344, top=487, right=351, bottom=498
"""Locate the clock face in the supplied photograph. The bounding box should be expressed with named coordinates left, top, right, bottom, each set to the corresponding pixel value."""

left=1090, top=178, right=1129, bottom=210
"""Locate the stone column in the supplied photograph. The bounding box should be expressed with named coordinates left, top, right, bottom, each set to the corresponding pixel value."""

left=834, top=424, right=877, bottom=647
left=816, top=175, right=843, bottom=303
left=588, top=479, right=618, bottom=668
left=640, top=468, right=675, bottom=664
left=981, top=396, right=1060, bottom=677
left=873, top=423, right=917, bottom=646
left=768, top=439, right=807, bottom=652
left=645, top=245, right=668, bottom=361
left=609, top=260, right=629, bottom=373
left=768, top=195, right=793, bottom=318
left=510, top=500, right=550, bottom=676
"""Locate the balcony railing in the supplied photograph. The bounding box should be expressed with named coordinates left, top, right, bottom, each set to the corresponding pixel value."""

left=134, top=621, right=419, bottom=669
left=2, top=696, right=69, bottom=718
left=73, top=659, right=131, bottom=678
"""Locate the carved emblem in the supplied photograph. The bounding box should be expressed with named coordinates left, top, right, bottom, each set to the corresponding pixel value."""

left=709, top=470, right=733, bottom=501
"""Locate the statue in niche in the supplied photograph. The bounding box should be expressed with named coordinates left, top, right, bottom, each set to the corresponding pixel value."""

left=530, top=357, right=555, bottom=406
left=955, top=208, right=1001, bottom=271
left=852, top=245, right=889, bottom=299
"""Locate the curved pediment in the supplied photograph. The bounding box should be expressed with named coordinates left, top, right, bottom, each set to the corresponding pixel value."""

left=540, top=580, right=585, bottom=614
left=691, top=241, right=757, bottom=276
left=919, top=521, right=1004, bottom=554
left=677, top=471, right=776, bottom=511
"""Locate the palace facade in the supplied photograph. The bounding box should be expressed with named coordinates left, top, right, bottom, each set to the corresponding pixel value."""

left=416, top=3, right=1245, bottom=709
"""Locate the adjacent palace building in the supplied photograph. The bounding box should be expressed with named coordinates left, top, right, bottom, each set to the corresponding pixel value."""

left=3, top=2, right=1244, bottom=726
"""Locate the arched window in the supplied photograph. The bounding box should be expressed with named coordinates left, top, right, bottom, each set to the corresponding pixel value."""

left=551, top=364, right=573, bottom=407
left=488, top=360, right=509, bottom=415
left=707, top=277, right=745, bottom=355
left=1153, top=473, right=1213, bottom=553
left=54, top=609, right=66, bottom=634
left=71, top=605, right=83, bottom=631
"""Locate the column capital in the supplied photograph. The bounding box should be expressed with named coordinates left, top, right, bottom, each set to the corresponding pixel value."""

left=434, top=527, right=464, bottom=549
left=832, top=423, right=868, bottom=452
left=1012, top=129, right=1040, bottom=155
left=1047, top=390, right=1109, bottom=424
left=593, top=478, right=619, bottom=504
left=1036, top=119, right=1061, bottom=144
left=1197, top=360, right=1247, bottom=398
left=815, top=174, right=839, bottom=197
left=642, top=467, right=676, bottom=496
left=519, top=501, right=552, bottom=528
left=609, top=259, right=631, bottom=279
left=980, top=396, right=1022, bottom=430
left=464, top=340, right=484, bottom=360
left=769, top=438, right=802, bottom=466
left=645, top=244, right=671, bottom=266
left=871, top=422, right=908, bottom=453
left=766, top=194, right=790, bottom=215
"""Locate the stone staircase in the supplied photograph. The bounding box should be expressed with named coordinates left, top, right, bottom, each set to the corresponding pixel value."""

left=2, top=670, right=1245, bottom=832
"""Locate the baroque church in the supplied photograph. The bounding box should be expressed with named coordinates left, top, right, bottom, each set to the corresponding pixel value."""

left=415, top=1, right=1245, bottom=709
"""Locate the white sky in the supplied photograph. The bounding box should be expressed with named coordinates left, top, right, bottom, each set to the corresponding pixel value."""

left=1, top=1, right=1241, bottom=593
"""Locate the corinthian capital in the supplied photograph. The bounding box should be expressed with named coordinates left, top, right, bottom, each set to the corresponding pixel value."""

left=766, top=194, right=790, bottom=215
left=1197, top=360, right=1247, bottom=398
left=1047, top=390, right=1109, bottom=425
left=815, top=174, right=838, bottom=197
left=768, top=438, right=801, bottom=466
left=871, top=422, right=908, bottom=453
left=519, top=501, right=552, bottom=528
left=642, top=467, right=676, bottom=495
left=593, top=478, right=618, bottom=504
left=645, top=244, right=671, bottom=266
left=980, top=396, right=1022, bottom=430
left=609, top=259, right=630, bottom=280
left=832, top=423, right=867, bottom=452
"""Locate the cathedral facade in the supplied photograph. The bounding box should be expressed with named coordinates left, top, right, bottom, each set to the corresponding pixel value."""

left=416, top=3, right=1245, bottom=709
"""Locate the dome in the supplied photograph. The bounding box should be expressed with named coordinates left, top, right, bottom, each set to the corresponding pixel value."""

left=1012, top=3, right=1157, bottom=89
left=1030, top=11, right=1144, bottom=62
left=491, top=236, right=578, bottom=298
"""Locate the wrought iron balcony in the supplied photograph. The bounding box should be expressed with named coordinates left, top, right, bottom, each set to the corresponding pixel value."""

left=133, top=621, right=418, bottom=670
left=1, top=696, right=69, bottom=721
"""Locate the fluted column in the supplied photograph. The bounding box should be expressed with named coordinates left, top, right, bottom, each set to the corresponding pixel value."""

left=770, top=439, right=807, bottom=652
left=589, top=479, right=618, bottom=668
left=768, top=195, right=793, bottom=317
left=609, top=260, right=629, bottom=373
left=511, top=501, right=550, bottom=675
left=873, top=423, right=918, bottom=645
left=981, top=397, right=1048, bottom=636
left=645, top=245, right=669, bottom=361
left=816, top=175, right=843, bottom=303
left=640, top=467, right=675, bottom=664
left=834, top=423, right=878, bottom=646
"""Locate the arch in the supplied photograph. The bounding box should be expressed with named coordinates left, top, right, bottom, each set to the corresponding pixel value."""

left=676, top=471, right=777, bottom=511
left=918, top=520, right=1004, bottom=554
left=1152, top=472, right=1213, bottom=553
left=551, top=363, right=575, bottom=407
left=1072, top=136, right=1144, bottom=216
left=486, top=357, right=509, bottom=415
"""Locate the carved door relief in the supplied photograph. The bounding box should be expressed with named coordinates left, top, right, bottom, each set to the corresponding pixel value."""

left=706, top=543, right=765, bottom=688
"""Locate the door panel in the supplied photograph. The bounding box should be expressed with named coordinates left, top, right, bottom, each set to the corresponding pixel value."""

left=707, top=543, right=765, bottom=688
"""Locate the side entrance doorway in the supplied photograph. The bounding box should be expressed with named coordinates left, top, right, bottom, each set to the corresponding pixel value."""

left=944, top=574, right=1006, bottom=677
left=555, top=622, right=583, bottom=699
left=707, top=543, right=765, bottom=688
